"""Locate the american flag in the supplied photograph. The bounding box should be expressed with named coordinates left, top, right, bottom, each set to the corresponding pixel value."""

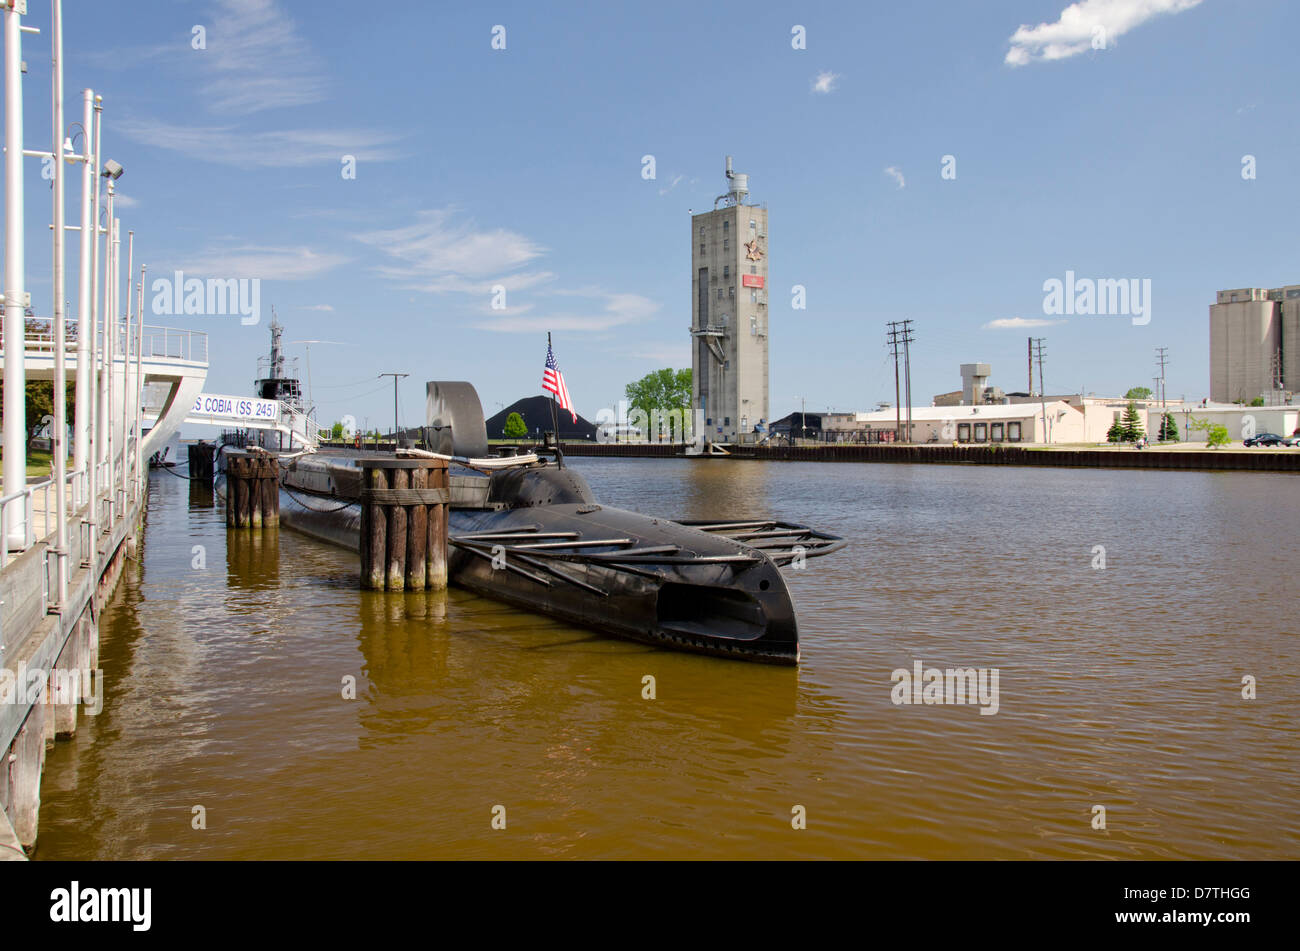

left=542, top=341, right=577, bottom=423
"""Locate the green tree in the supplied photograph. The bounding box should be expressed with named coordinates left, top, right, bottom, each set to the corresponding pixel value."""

left=1157, top=412, right=1179, bottom=441
left=624, top=368, right=692, bottom=440
left=1106, top=419, right=1125, bottom=443
left=1120, top=401, right=1145, bottom=441
left=0, top=380, right=76, bottom=451
left=1189, top=416, right=1229, bottom=448
left=331, top=420, right=345, bottom=440
left=1125, top=386, right=1153, bottom=400
left=502, top=411, right=528, bottom=439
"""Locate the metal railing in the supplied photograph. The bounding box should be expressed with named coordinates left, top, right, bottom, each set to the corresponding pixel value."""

left=0, top=466, right=86, bottom=571
left=1, top=317, right=207, bottom=364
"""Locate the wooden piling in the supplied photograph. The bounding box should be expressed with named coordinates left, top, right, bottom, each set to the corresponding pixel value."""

left=358, top=458, right=449, bottom=591
left=226, top=453, right=280, bottom=529
left=406, top=466, right=428, bottom=590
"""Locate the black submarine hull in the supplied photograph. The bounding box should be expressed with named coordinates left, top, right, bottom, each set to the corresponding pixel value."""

left=257, top=455, right=844, bottom=665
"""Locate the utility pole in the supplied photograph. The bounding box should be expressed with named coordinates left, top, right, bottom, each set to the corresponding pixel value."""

left=1032, top=337, right=1047, bottom=443
left=1155, top=346, right=1169, bottom=439
left=886, top=322, right=903, bottom=442
left=378, top=372, right=408, bottom=445
left=901, top=319, right=915, bottom=443
left=1027, top=337, right=1033, bottom=396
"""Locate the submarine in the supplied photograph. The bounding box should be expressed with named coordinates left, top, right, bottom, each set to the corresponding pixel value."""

left=224, top=381, right=845, bottom=665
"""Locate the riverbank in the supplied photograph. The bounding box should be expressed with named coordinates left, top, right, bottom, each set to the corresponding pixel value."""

left=559, top=442, right=1300, bottom=471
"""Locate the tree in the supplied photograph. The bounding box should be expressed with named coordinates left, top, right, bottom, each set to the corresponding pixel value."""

left=1157, top=412, right=1179, bottom=441
left=1119, top=401, right=1145, bottom=441
left=502, top=411, right=528, bottom=439
left=1125, top=386, right=1153, bottom=400
left=331, top=421, right=345, bottom=440
left=1189, top=416, right=1229, bottom=448
left=624, top=368, right=692, bottom=440
left=1106, top=419, right=1125, bottom=443
left=0, top=380, right=77, bottom=451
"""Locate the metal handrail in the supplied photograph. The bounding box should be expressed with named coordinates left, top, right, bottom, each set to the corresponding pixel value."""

left=2, top=318, right=208, bottom=364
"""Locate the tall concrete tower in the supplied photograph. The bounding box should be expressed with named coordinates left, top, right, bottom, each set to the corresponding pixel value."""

left=691, top=156, right=769, bottom=444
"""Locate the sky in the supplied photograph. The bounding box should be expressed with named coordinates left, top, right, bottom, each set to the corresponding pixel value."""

left=5, top=0, right=1298, bottom=431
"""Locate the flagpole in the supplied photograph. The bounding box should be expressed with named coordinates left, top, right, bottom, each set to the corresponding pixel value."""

left=547, top=331, right=564, bottom=468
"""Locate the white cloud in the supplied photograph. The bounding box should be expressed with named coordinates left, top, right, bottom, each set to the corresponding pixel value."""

left=475, top=290, right=658, bottom=334
left=205, top=0, right=327, bottom=113
left=113, top=194, right=140, bottom=209
left=171, top=245, right=347, bottom=280
left=301, top=304, right=334, bottom=311
left=1005, top=0, right=1202, bottom=66
left=116, top=118, right=405, bottom=168
left=884, top=166, right=906, bottom=190
left=356, top=209, right=546, bottom=282
left=658, top=174, right=685, bottom=196
left=812, top=71, right=840, bottom=94
left=358, top=209, right=659, bottom=334
left=982, top=317, right=1067, bottom=330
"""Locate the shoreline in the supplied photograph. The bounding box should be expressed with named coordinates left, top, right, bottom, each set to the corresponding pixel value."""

left=557, top=442, right=1300, bottom=472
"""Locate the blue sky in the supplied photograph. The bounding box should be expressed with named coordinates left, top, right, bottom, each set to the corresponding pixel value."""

left=9, top=0, right=1298, bottom=428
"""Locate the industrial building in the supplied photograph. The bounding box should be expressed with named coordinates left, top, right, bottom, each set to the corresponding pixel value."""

left=691, top=157, right=769, bottom=444
left=1209, top=285, right=1300, bottom=403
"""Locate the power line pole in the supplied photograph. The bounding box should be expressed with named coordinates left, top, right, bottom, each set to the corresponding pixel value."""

left=886, top=321, right=903, bottom=442
left=901, top=319, right=915, bottom=443
left=1155, top=346, right=1169, bottom=438
left=378, top=372, right=408, bottom=444
left=1032, top=337, right=1047, bottom=443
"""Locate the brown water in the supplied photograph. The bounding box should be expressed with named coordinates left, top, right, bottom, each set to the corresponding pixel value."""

left=33, top=459, right=1300, bottom=859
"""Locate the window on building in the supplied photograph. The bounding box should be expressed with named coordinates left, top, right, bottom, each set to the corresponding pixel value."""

left=723, top=221, right=729, bottom=232
left=749, top=219, right=756, bottom=231
left=957, top=423, right=971, bottom=442
left=728, top=286, right=734, bottom=298
left=750, top=290, right=758, bottom=302
left=974, top=423, right=988, bottom=442
left=700, top=227, right=705, bottom=237
left=750, top=316, right=758, bottom=335
left=716, top=288, right=723, bottom=300
left=991, top=422, right=1004, bottom=441
left=1007, top=422, right=1022, bottom=441
left=724, top=417, right=730, bottom=426
left=723, top=265, right=730, bottom=278
left=750, top=265, right=757, bottom=274
left=700, top=244, right=705, bottom=255
left=723, top=239, right=729, bottom=251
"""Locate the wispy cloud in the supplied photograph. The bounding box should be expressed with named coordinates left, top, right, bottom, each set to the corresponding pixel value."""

left=204, top=0, right=327, bottom=114
left=301, top=304, right=334, bottom=312
left=113, top=194, right=140, bottom=209
left=812, top=70, right=840, bottom=94
left=982, top=316, right=1067, bottom=330
left=358, top=209, right=659, bottom=334
left=116, top=118, right=405, bottom=168
left=356, top=208, right=548, bottom=284
left=170, top=245, right=347, bottom=280
left=658, top=174, right=685, bottom=196
left=475, top=289, right=658, bottom=334
left=884, top=166, right=906, bottom=190
left=1005, top=0, right=1202, bottom=66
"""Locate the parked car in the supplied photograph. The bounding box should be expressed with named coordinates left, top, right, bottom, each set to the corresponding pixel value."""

left=1282, top=434, right=1300, bottom=447
left=1243, top=432, right=1285, bottom=447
